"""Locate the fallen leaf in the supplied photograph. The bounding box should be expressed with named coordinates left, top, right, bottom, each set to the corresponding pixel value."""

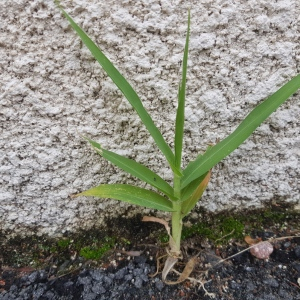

left=121, top=250, right=143, bottom=257
left=244, top=235, right=260, bottom=245
left=162, top=256, right=178, bottom=281
left=142, top=216, right=170, bottom=235
left=165, top=256, right=198, bottom=285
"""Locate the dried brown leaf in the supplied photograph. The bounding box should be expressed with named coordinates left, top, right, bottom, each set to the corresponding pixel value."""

left=244, top=235, right=260, bottom=245
left=162, top=256, right=178, bottom=281
left=142, top=216, right=171, bottom=235
left=165, top=256, right=198, bottom=285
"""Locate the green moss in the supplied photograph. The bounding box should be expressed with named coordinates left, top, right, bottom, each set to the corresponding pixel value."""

left=1, top=206, right=299, bottom=269
left=181, top=216, right=244, bottom=244
left=50, top=238, right=71, bottom=253
left=158, top=233, right=169, bottom=243
left=261, top=210, right=286, bottom=222
left=79, top=237, right=115, bottom=260
left=157, top=216, right=245, bottom=245
left=158, top=206, right=297, bottom=246
left=57, top=238, right=71, bottom=249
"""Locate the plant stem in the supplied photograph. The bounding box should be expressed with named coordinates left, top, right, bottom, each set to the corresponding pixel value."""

left=171, top=173, right=183, bottom=253
left=171, top=203, right=183, bottom=253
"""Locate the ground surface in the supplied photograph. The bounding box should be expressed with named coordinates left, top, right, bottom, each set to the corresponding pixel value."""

left=1, top=208, right=300, bottom=299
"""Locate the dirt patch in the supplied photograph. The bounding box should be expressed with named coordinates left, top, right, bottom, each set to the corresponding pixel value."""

left=1, top=205, right=300, bottom=299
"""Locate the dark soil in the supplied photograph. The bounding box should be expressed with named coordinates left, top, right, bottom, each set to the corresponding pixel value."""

left=1, top=206, right=300, bottom=299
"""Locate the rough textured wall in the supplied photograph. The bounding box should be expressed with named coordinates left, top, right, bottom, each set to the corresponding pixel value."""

left=0, top=0, right=299, bottom=237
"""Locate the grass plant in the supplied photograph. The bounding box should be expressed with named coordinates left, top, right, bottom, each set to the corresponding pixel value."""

left=55, top=1, right=300, bottom=281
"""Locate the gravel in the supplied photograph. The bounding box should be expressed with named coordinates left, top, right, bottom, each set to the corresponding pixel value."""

left=1, top=211, right=300, bottom=300
left=1, top=237, right=300, bottom=300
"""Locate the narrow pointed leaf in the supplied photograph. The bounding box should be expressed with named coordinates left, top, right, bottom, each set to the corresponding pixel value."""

left=56, top=2, right=179, bottom=175
left=181, top=170, right=211, bottom=217
left=181, top=74, right=300, bottom=189
left=86, top=137, right=175, bottom=199
left=174, top=10, right=190, bottom=170
left=180, top=171, right=210, bottom=202
left=180, top=146, right=213, bottom=200
left=76, top=184, right=174, bottom=212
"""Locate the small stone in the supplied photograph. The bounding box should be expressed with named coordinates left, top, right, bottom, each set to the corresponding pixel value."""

left=91, top=283, right=106, bottom=294
left=155, top=279, right=164, bottom=292
left=33, top=284, right=47, bottom=298
left=250, top=241, right=273, bottom=259
left=134, top=277, right=143, bottom=288
left=134, top=256, right=147, bottom=264
left=245, top=266, right=255, bottom=272
left=115, top=268, right=127, bottom=280
left=140, top=274, right=149, bottom=282
left=292, top=262, right=300, bottom=273
left=230, top=280, right=241, bottom=290
left=127, top=262, right=135, bottom=270
left=90, top=270, right=104, bottom=282
left=133, top=268, right=143, bottom=276
left=124, top=274, right=133, bottom=281
left=39, top=270, right=48, bottom=281
left=28, top=271, right=39, bottom=283
left=263, top=278, right=279, bottom=287
left=9, top=284, right=18, bottom=294
left=43, top=290, right=56, bottom=299
left=294, top=246, right=300, bottom=258
left=278, top=287, right=293, bottom=300
left=77, top=276, right=92, bottom=286
left=103, top=276, right=113, bottom=286
left=83, top=292, right=97, bottom=300
left=245, top=281, right=256, bottom=292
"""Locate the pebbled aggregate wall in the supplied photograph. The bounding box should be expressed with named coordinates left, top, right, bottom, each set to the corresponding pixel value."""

left=0, top=0, right=299, bottom=237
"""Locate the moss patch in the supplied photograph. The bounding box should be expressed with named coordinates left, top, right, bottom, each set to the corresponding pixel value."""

left=182, top=216, right=245, bottom=243
left=79, top=237, right=115, bottom=260
left=0, top=205, right=299, bottom=270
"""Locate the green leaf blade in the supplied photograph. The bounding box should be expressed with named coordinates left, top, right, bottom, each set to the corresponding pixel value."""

left=174, top=10, right=190, bottom=170
left=181, top=170, right=211, bottom=217
left=76, top=184, right=174, bottom=212
left=180, top=170, right=209, bottom=202
left=86, top=138, right=175, bottom=199
left=56, top=2, right=179, bottom=175
left=181, top=74, right=300, bottom=189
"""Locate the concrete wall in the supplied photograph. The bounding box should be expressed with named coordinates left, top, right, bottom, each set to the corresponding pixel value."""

left=1, top=0, right=299, bottom=237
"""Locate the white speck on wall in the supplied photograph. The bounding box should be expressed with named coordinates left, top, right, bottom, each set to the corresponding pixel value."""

left=0, top=0, right=299, bottom=237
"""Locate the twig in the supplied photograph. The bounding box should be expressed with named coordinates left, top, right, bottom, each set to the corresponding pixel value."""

left=215, top=229, right=235, bottom=242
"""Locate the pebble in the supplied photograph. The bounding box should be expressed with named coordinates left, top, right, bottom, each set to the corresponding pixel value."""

left=91, top=283, right=106, bottom=294
left=90, top=270, right=104, bottom=281
left=154, top=279, right=164, bottom=292
left=294, top=246, right=300, bottom=258
left=1, top=245, right=299, bottom=300
left=28, top=271, right=39, bottom=283
left=134, top=277, right=143, bottom=288
left=263, top=278, right=279, bottom=287
left=230, top=280, right=241, bottom=290
left=292, top=262, right=300, bottom=273
left=245, top=281, right=256, bottom=291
